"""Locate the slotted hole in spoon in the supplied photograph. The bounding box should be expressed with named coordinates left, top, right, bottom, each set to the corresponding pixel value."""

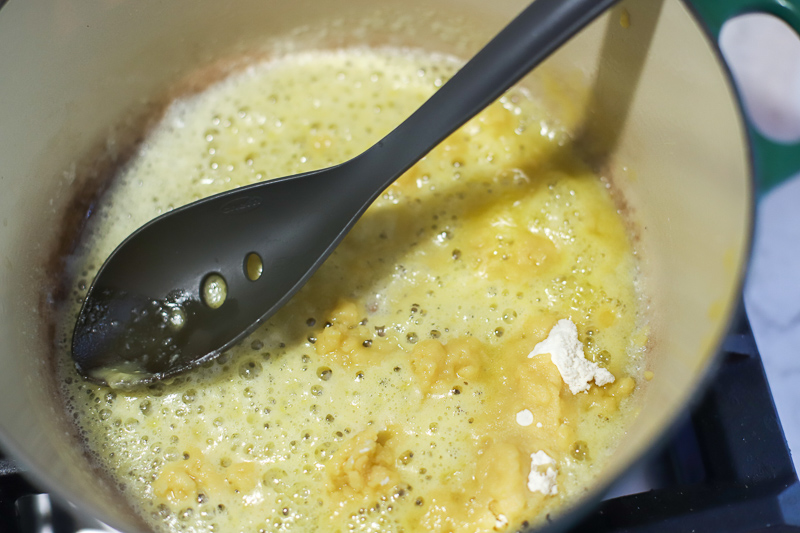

left=245, top=252, right=263, bottom=281
left=202, top=273, right=227, bottom=309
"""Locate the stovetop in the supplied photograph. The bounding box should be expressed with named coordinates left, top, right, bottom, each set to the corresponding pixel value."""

left=1, top=311, right=799, bottom=533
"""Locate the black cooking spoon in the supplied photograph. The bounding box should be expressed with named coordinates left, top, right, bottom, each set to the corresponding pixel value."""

left=72, top=0, right=619, bottom=388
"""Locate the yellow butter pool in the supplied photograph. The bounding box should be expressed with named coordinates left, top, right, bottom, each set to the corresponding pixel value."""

left=58, top=47, right=647, bottom=533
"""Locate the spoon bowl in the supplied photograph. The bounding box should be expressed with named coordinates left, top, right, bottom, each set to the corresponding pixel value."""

left=73, top=163, right=380, bottom=386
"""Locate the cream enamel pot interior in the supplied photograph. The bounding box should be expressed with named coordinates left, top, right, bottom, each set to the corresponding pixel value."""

left=0, top=0, right=797, bottom=531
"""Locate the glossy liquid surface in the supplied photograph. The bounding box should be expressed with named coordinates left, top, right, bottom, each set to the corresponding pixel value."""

left=58, top=48, right=647, bottom=533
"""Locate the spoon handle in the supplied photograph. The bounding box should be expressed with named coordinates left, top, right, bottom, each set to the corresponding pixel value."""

left=353, top=0, right=619, bottom=190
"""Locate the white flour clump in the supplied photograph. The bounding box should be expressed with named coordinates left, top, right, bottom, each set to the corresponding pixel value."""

left=529, top=319, right=615, bottom=394
left=516, top=409, right=534, bottom=427
left=527, top=450, right=558, bottom=495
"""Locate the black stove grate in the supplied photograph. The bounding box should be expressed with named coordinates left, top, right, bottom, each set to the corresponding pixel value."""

left=1, top=311, right=799, bottom=533
left=0, top=456, right=36, bottom=533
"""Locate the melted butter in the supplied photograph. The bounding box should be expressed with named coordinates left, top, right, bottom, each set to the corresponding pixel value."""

left=90, top=364, right=150, bottom=390
left=58, top=48, right=648, bottom=532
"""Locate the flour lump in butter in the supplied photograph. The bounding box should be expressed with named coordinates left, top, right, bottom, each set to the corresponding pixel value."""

left=527, top=451, right=558, bottom=496
left=515, top=409, right=534, bottom=427
left=529, top=319, right=615, bottom=394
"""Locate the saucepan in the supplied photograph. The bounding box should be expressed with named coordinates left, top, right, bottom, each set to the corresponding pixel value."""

left=0, top=0, right=797, bottom=531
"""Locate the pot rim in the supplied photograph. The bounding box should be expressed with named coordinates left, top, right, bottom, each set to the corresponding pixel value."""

left=0, top=1, right=768, bottom=532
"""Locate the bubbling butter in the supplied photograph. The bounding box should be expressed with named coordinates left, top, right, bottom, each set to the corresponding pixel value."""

left=57, top=48, right=647, bottom=533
